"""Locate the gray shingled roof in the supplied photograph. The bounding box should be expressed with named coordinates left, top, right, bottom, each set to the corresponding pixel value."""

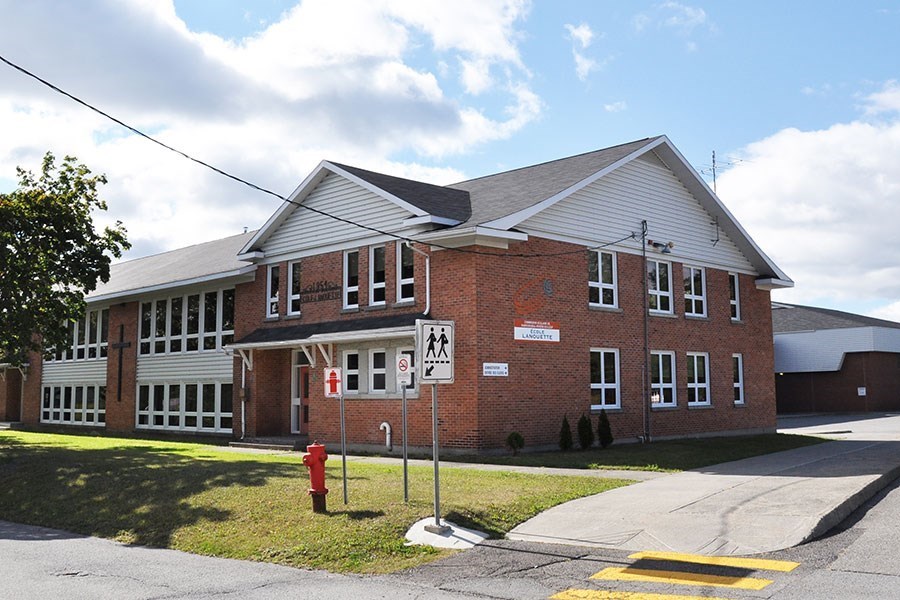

left=448, top=137, right=659, bottom=225
left=88, top=231, right=257, bottom=301
left=331, top=162, right=471, bottom=222
left=772, top=303, right=900, bottom=333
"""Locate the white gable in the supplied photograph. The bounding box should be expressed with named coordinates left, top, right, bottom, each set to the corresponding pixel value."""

left=518, top=152, right=756, bottom=273
left=261, top=173, right=415, bottom=260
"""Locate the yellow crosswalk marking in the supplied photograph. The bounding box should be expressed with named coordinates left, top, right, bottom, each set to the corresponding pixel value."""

left=591, top=567, right=773, bottom=590
left=628, top=551, right=800, bottom=572
left=552, top=590, right=731, bottom=600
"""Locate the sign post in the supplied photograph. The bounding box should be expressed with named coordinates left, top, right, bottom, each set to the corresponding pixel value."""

left=396, top=353, right=413, bottom=503
left=324, top=367, right=347, bottom=504
left=416, top=319, right=455, bottom=534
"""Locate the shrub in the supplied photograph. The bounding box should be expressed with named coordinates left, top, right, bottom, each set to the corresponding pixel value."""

left=577, top=413, right=595, bottom=450
left=559, top=416, right=573, bottom=451
left=597, top=409, right=614, bottom=448
left=505, top=431, right=525, bottom=455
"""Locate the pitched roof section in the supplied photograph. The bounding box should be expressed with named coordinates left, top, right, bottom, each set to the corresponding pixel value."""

left=449, top=137, right=659, bottom=226
left=331, top=163, right=471, bottom=222
left=772, top=303, right=900, bottom=333
left=88, top=231, right=257, bottom=303
left=233, top=312, right=423, bottom=347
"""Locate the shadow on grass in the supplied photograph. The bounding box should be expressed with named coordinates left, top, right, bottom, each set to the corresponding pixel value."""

left=327, top=509, right=385, bottom=520
left=0, top=439, right=299, bottom=548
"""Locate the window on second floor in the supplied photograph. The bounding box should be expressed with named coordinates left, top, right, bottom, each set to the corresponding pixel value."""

left=683, top=266, right=706, bottom=317
left=50, top=308, right=109, bottom=361
left=397, top=243, right=415, bottom=302
left=344, top=250, right=359, bottom=309
left=266, top=265, right=280, bottom=318
left=288, top=260, right=302, bottom=315
left=729, top=273, right=741, bottom=321
left=589, top=250, right=617, bottom=308
left=139, top=289, right=234, bottom=356
left=647, top=260, right=673, bottom=314
left=369, top=246, right=386, bottom=306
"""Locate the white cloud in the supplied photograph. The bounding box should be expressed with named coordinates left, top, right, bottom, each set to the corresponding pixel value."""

left=0, top=0, right=538, bottom=258
left=565, top=23, right=594, bottom=49
left=564, top=22, right=604, bottom=82
left=604, top=101, right=627, bottom=113
left=863, top=80, right=900, bottom=115
left=716, top=83, right=900, bottom=318
left=870, top=301, right=900, bottom=323
left=633, top=2, right=714, bottom=50
left=658, top=1, right=708, bottom=32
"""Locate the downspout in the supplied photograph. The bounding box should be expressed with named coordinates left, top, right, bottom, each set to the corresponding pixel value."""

left=241, top=359, right=247, bottom=440
left=407, top=242, right=431, bottom=316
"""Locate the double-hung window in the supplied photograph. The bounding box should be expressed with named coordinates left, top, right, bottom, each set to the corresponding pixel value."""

left=729, top=273, right=741, bottom=321
left=397, top=243, right=415, bottom=302
left=369, top=246, right=386, bottom=306
left=288, top=261, right=302, bottom=315
left=343, top=351, right=359, bottom=394
left=733, top=353, right=745, bottom=404
left=647, top=260, right=673, bottom=314
left=590, top=349, right=620, bottom=410
left=650, top=351, right=676, bottom=406
left=588, top=251, right=617, bottom=308
left=369, top=349, right=387, bottom=392
left=683, top=266, right=706, bottom=317
left=686, top=352, right=711, bottom=406
left=344, top=250, right=359, bottom=309
left=266, top=265, right=280, bottom=318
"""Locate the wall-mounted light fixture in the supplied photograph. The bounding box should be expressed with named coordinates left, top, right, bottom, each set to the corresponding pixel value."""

left=646, top=239, right=674, bottom=254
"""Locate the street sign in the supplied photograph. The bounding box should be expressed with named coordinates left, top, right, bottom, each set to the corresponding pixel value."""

left=417, top=319, right=454, bottom=384
left=324, top=367, right=342, bottom=398
left=396, top=353, right=413, bottom=386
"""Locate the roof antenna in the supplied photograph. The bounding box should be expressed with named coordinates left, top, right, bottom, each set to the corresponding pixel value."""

left=711, top=150, right=717, bottom=193
left=243, top=227, right=248, bottom=234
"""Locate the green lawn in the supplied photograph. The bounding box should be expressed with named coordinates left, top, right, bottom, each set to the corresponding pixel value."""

left=447, top=433, right=828, bottom=472
left=0, top=431, right=629, bottom=573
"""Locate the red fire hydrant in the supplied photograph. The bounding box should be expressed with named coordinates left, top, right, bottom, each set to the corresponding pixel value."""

left=302, top=442, right=328, bottom=513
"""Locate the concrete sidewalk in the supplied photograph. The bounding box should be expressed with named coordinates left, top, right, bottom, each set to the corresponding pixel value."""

left=508, top=414, right=900, bottom=555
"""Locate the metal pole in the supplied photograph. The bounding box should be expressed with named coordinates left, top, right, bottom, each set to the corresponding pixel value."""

left=402, top=385, right=409, bottom=503
left=339, top=393, right=348, bottom=504
left=641, top=219, right=652, bottom=443
left=425, top=384, right=449, bottom=534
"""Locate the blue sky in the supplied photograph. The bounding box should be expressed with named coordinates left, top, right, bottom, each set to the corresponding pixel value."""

left=2, top=1, right=900, bottom=319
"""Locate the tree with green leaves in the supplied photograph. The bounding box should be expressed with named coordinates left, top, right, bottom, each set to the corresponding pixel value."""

left=0, top=153, right=129, bottom=366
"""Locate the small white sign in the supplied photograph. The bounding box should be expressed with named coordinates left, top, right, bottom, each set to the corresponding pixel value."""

left=858, top=387, right=867, bottom=397
left=514, top=319, right=560, bottom=343
left=396, top=354, right=413, bottom=386
left=417, top=319, right=455, bottom=383
left=324, top=367, right=343, bottom=398
left=483, top=363, right=509, bottom=377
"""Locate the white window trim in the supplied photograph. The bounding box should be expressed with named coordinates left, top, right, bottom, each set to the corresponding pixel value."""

left=343, top=250, right=359, bottom=310
left=138, top=289, right=233, bottom=356
left=590, top=348, right=620, bottom=410
left=684, top=266, right=707, bottom=317
left=369, top=348, right=387, bottom=393
left=650, top=351, right=677, bottom=407
left=343, top=350, right=360, bottom=394
left=687, top=352, right=711, bottom=406
left=733, top=353, right=745, bottom=405
left=369, top=246, right=386, bottom=307
left=266, top=264, right=280, bottom=318
left=647, top=259, right=673, bottom=314
left=135, top=381, right=233, bottom=433
left=288, top=260, right=302, bottom=316
left=729, top=272, right=741, bottom=321
left=41, top=384, right=106, bottom=426
left=589, top=250, right=618, bottom=308
left=396, top=243, right=415, bottom=303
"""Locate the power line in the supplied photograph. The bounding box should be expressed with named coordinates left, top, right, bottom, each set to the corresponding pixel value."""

left=0, top=52, right=638, bottom=258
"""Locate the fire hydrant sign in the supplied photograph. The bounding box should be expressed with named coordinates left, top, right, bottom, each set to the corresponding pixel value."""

left=324, top=367, right=342, bottom=398
left=416, top=319, right=454, bottom=384
left=514, top=319, right=560, bottom=342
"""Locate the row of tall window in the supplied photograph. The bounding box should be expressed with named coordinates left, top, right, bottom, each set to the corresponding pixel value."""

left=40, top=385, right=106, bottom=425
left=265, top=244, right=415, bottom=317
left=139, top=289, right=234, bottom=355
left=590, top=349, right=745, bottom=411
left=136, top=381, right=233, bottom=432
left=48, top=308, right=109, bottom=361
left=588, top=250, right=742, bottom=320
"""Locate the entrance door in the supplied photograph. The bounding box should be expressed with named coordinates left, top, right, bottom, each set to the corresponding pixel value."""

left=291, top=365, right=310, bottom=435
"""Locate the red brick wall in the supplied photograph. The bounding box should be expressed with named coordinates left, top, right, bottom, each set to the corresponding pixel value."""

left=104, top=302, right=139, bottom=431
left=0, top=368, right=22, bottom=421
left=776, top=352, right=900, bottom=413
left=21, top=351, right=42, bottom=424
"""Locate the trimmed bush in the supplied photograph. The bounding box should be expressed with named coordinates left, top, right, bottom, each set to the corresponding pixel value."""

left=559, top=416, right=573, bottom=451
left=597, top=409, right=614, bottom=448
left=505, top=431, right=525, bottom=455
left=577, top=413, right=595, bottom=450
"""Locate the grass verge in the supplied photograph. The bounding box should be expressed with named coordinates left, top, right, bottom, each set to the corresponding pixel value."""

left=446, top=433, right=828, bottom=472
left=0, top=431, right=629, bottom=573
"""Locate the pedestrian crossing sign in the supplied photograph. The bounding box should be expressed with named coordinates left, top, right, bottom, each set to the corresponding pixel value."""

left=416, top=319, right=454, bottom=384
